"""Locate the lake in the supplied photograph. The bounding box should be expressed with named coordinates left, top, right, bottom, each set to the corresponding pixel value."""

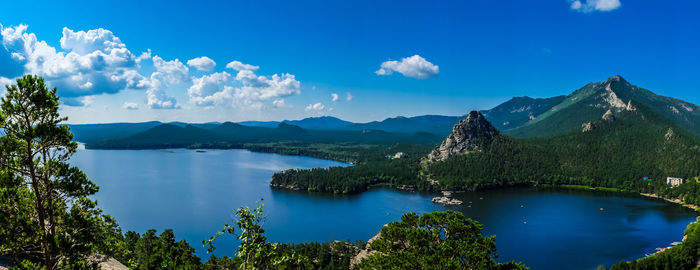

left=71, top=148, right=697, bottom=270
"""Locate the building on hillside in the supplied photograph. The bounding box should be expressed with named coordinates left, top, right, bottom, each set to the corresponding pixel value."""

left=666, top=177, right=685, bottom=187
left=393, top=152, right=407, bottom=159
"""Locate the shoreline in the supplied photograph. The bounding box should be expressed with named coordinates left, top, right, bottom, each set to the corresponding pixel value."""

left=640, top=193, right=699, bottom=212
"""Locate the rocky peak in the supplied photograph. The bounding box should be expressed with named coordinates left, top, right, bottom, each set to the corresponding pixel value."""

left=425, top=111, right=499, bottom=162
left=606, top=75, right=627, bottom=84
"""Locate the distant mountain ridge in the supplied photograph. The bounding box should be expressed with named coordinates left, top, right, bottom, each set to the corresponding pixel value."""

left=69, top=75, right=700, bottom=145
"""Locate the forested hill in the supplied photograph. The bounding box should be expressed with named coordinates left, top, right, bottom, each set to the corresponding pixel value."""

left=426, top=102, right=700, bottom=204
left=85, top=122, right=443, bottom=150
left=505, top=75, right=700, bottom=138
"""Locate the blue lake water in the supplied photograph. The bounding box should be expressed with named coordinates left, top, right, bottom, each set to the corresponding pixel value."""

left=71, top=148, right=697, bottom=270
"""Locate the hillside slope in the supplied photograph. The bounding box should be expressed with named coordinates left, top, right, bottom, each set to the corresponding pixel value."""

left=427, top=104, right=700, bottom=201
left=506, top=75, right=700, bottom=138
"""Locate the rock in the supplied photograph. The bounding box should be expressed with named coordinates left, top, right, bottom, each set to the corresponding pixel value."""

left=431, top=196, right=463, bottom=205
left=350, top=227, right=385, bottom=269
left=425, top=111, right=499, bottom=163
left=602, top=109, right=615, bottom=121
left=665, top=128, right=675, bottom=141
left=582, top=122, right=594, bottom=132
left=88, top=254, right=129, bottom=270
left=626, top=100, right=636, bottom=111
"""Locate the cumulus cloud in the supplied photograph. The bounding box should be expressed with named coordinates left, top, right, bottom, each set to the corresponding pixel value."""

left=188, top=60, right=301, bottom=109
left=188, top=71, right=233, bottom=107
left=225, top=60, right=259, bottom=71
left=305, top=102, right=325, bottom=112
left=122, top=102, right=139, bottom=110
left=331, top=93, right=339, bottom=102
left=147, top=88, right=179, bottom=109
left=187, top=56, right=216, bottom=71
left=0, top=24, right=149, bottom=104
left=145, top=55, right=188, bottom=109
left=346, top=92, right=353, bottom=101
left=135, top=49, right=152, bottom=64
left=151, top=56, right=189, bottom=86
left=570, top=0, right=621, bottom=12
left=0, top=76, right=13, bottom=87
left=62, top=96, right=95, bottom=107
left=375, top=55, right=439, bottom=79
left=272, top=99, right=289, bottom=108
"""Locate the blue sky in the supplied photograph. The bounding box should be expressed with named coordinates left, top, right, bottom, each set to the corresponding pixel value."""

left=0, top=0, right=698, bottom=123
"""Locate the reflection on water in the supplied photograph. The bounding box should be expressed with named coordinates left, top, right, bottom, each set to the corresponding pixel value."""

left=71, top=148, right=697, bottom=270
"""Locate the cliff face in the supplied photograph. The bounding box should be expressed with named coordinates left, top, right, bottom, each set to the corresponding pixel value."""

left=425, top=111, right=499, bottom=163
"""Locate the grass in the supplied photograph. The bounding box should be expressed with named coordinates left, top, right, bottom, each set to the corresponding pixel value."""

left=555, top=184, right=625, bottom=192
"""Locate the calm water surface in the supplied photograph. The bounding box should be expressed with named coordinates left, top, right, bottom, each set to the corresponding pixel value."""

left=71, top=148, right=697, bottom=270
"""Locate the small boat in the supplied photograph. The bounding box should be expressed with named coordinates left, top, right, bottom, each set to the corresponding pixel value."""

left=600, top=208, right=604, bottom=211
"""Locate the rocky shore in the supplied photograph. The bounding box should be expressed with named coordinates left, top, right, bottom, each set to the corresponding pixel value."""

left=431, top=191, right=464, bottom=205
left=640, top=193, right=699, bottom=211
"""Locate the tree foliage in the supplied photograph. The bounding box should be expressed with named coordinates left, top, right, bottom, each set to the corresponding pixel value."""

left=358, top=211, right=528, bottom=270
left=0, top=75, right=105, bottom=268
left=204, top=199, right=313, bottom=269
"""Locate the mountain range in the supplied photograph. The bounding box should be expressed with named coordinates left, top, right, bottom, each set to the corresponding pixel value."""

left=70, top=75, right=700, bottom=148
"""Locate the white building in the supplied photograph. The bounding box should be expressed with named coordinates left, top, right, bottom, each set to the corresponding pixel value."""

left=393, top=152, right=407, bottom=159
left=666, top=177, right=685, bottom=187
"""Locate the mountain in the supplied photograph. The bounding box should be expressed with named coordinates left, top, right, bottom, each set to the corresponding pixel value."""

left=86, top=121, right=444, bottom=149
left=346, top=115, right=463, bottom=136
left=480, top=95, right=566, bottom=130
left=68, top=121, right=163, bottom=143
left=425, top=111, right=499, bottom=162
left=426, top=100, right=700, bottom=195
left=506, top=75, right=700, bottom=138
left=236, top=120, right=280, bottom=128
left=282, top=116, right=353, bottom=130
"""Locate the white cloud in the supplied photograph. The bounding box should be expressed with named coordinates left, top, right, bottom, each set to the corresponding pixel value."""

left=188, top=72, right=233, bottom=106
left=135, top=49, right=152, bottom=64
left=147, top=88, right=179, bottom=109
left=346, top=92, right=353, bottom=101
left=187, top=56, right=216, bottom=71
left=145, top=55, right=188, bottom=109
left=375, top=54, right=439, bottom=79
left=305, top=102, right=325, bottom=112
left=62, top=96, right=95, bottom=107
left=0, top=76, right=12, bottom=88
left=189, top=60, right=301, bottom=109
left=122, top=102, right=139, bottom=110
left=151, top=56, right=189, bottom=86
left=331, top=93, right=339, bottom=102
left=570, top=0, right=621, bottom=12
left=0, top=24, right=149, bottom=103
left=272, top=98, right=290, bottom=108
left=225, top=60, right=259, bottom=71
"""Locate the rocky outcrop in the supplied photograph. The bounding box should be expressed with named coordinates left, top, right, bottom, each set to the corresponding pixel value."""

left=665, top=128, right=675, bottom=141
left=88, top=254, right=128, bottom=270
left=432, top=196, right=463, bottom=205
left=582, top=122, right=594, bottom=133
left=602, top=109, right=615, bottom=121
left=425, top=111, right=499, bottom=163
left=626, top=100, right=636, bottom=111
left=350, top=228, right=384, bottom=269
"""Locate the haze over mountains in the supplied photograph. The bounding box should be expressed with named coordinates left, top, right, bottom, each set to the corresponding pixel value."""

left=70, top=75, right=700, bottom=148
